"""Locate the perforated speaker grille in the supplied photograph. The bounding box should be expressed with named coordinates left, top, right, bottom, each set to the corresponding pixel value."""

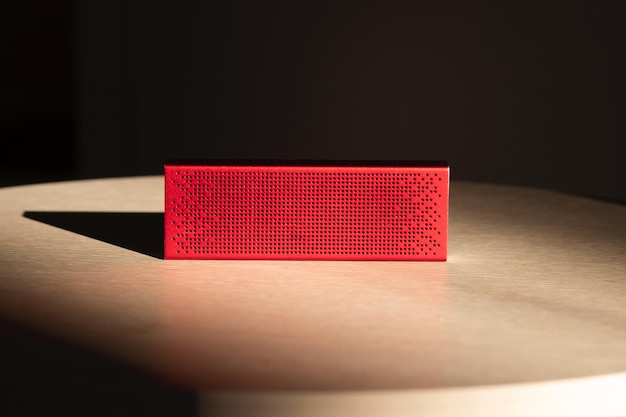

left=165, top=162, right=449, bottom=260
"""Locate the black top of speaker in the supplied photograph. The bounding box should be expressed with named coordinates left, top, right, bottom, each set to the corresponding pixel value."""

left=165, top=159, right=448, bottom=168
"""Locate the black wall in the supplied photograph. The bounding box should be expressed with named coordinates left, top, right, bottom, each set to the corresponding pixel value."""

left=0, top=2, right=74, bottom=186
left=3, top=1, right=625, bottom=202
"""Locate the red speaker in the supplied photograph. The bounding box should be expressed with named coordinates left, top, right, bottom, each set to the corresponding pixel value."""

left=165, top=160, right=449, bottom=260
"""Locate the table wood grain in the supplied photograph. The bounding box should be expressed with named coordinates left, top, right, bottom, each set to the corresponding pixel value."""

left=0, top=177, right=625, bottom=416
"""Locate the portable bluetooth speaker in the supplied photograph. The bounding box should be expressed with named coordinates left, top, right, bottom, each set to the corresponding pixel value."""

left=165, top=160, right=449, bottom=260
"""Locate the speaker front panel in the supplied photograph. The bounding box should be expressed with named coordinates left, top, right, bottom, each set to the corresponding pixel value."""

left=165, top=162, right=449, bottom=260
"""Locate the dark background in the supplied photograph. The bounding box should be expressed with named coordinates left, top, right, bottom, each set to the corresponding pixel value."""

left=0, top=1, right=624, bottom=413
left=1, top=1, right=624, bottom=202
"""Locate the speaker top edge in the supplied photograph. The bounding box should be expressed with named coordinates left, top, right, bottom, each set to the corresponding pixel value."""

left=165, top=159, right=448, bottom=168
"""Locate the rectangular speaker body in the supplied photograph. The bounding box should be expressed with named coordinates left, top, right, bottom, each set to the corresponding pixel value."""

left=165, top=160, right=449, bottom=261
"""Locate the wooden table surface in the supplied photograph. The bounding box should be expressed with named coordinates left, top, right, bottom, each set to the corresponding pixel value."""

left=1, top=177, right=625, bottom=416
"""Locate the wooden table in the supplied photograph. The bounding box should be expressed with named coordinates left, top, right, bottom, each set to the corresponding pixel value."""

left=1, top=177, right=625, bottom=416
